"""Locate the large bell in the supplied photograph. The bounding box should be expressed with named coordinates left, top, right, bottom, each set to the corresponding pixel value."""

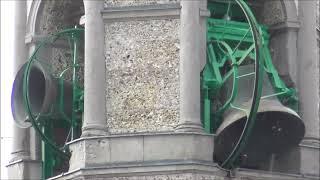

left=214, top=65, right=305, bottom=168
left=11, top=62, right=73, bottom=128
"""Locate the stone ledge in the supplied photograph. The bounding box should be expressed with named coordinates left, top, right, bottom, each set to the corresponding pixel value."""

left=6, top=158, right=41, bottom=166
left=102, top=4, right=181, bottom=22
left=80, top=4, right=181, bottom=25
left=67, top=132, right=215, bottom=171
left=49, top=162, right=227, bottom=180
left=234, top=168, right=319, bottom=180
left=261, top=143, right=320, bottom=177
left=49, top=161, right=319, bottom=180
left=51, top=132, right=320, bottom=180
left=269, top=21, right=300, bottom=32
left=7, top=159, right=42, bottom=180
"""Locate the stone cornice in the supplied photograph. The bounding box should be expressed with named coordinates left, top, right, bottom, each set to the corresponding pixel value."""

left=269, top=21, right=300, bottom=32
left=79, top=4, right=210, bottom=25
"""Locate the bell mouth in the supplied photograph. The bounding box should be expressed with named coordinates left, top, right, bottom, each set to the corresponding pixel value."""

left=214, top=100, right=305, bottom=167
left=11, top=63, right=47, bottom=128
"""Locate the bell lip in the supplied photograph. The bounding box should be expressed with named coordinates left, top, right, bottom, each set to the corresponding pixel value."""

left=35, top=62, right=57, bottom=117
left=216, top=99, right=303, bottom=135
left=214, top=99, right=305, bottom=162
left=11, top=63, right=32, bottom=128
left=10, top=62, right=56, bottom=128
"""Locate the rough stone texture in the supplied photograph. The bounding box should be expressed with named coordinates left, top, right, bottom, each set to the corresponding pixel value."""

left=104, top=0, right=180, bottom=8
left=7, top=160, right=42, bottom=180
left=259, top=1, right=286, bottom=26
left=50, top=45, right=85, bottom=85
left=66, top=133, right=215, bottom=175
left=81, top=174, right=226, bottom=180
left=105, top=19, right=180, bottom=133
left=37, top=0, right=84, bottom=34
left=36, top=0, right=85, bottom=85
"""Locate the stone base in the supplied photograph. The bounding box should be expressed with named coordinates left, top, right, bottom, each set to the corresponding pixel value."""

left=67, top=132, right=214, bottom=171
left=47, top=132, right=320, bottom=180
left=7, top=159, right=42, bottom=180
left=49, top=163, right=320, bottom=180
left=50, top=162, right=227, bottom=180
left=232, top=168, right=319, bottom=180
left=265, top=139, right=320, bottom=177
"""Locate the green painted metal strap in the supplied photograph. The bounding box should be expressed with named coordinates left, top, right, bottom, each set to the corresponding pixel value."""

left=220, top=0, right=263, bottom=168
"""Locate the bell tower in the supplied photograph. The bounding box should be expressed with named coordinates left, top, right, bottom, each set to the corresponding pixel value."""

left=7, top=0, right=320, bottom=179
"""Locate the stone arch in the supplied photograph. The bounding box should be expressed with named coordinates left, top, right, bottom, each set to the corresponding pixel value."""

left=266, top=0, right=300, bottom=89
left=27, top=0, right=84, bottom=36
left=26, top=0, right=85, bottom=85
left=244, top=0, right=299, bottom=88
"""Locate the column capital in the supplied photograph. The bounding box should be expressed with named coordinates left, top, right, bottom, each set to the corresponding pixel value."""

left=83, top=0, right=104, bottom=12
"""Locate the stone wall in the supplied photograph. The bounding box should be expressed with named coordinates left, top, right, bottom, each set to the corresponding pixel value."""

left=36, top=0, right=85, bottom=85
left=258, top=0, right=286, bottom=26
left=105, top=19, right=180, bottom=133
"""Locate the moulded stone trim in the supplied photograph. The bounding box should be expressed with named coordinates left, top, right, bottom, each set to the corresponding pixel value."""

left=67, top=132, right=214, bottom=172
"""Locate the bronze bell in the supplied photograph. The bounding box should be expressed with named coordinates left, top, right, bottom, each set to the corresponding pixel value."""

left=11, top=62, right=73, bottom=128
left=214, top=65, right=305, bottom=168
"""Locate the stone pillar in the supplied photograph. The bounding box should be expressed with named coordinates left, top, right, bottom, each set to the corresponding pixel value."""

left=82, top=0, right=108, bottom=136
left=10, top=0, right=30, bottom=163
left=295, top=0, right=320, bottom=176
left=175, top=0, right=204, bottom=132
left=297, top=0, right=320, bottom=147
left=7, top=2, right=42, bottom=179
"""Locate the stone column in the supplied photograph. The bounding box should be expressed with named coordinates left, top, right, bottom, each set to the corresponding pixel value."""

left=8, top=2, right=41, bottom=179
left=175, top=0, right=204, bottom=132
left=295, top=0, right=320, bottom=176
left=10, top=0, right=30, bottom=163
left=82, top=0, right=108, bottom=136
left=297, top=0, right=320, bottom=146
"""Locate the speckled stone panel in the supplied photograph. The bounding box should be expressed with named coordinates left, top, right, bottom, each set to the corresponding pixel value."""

left=260, top=1, right=286, bottom=26
left=104, top=0, right=180, bottom=8
left=36, top=0, right=85, bottom=85
left=105, top=19, right=180, bottom=133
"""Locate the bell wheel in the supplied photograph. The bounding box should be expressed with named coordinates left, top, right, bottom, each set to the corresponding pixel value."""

left=21, top=27, right=84, bottom=177
left=203, top=0, right=265, bottom=169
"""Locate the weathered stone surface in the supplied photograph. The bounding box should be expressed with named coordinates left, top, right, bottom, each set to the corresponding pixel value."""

left=38, top=0, right=84, bottom=34
left=104, top=0, right=180, bottom=8
left=36, top=0, right=85, bottom=85
left=85, top=174, right=226, bottom=180
left=260, top=1, right=286, bottom=26
left=105, top=19, right=180, bottom=133
left=49, top=46, right=84, bottom=85
left=7, top=160, right=42, bottom=180
left=67, top=133, right=215, bottom=173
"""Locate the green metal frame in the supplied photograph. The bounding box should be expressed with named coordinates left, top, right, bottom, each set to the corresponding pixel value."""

left=202, top=0, right=298, bottom=169
left=22, top=27, right=84, bottom=179
left=18, top=0, right=300, bottom=176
